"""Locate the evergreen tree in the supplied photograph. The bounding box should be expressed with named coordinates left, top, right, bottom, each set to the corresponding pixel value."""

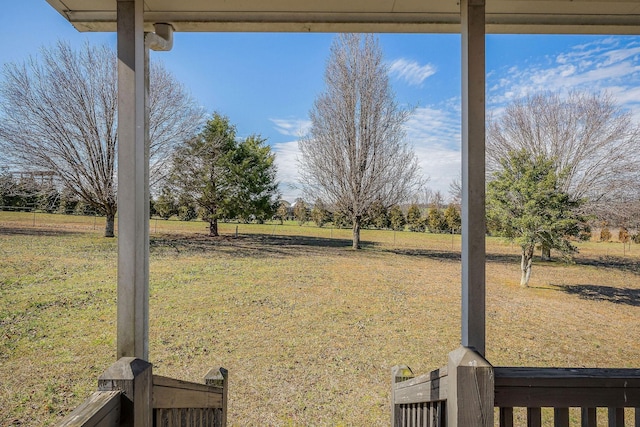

left=367, top=200, right=390, bottom=229
left=311, top=199, right=331, bottom=227
left=427, top=208, right=447, bottom=233
left=275, top=201, right=289, bottom=224
left=154, top=187, right=178, bottom=220
left=443, top=205, right=462, bottom=233
left=168, top=113, right=279, bottom=236
left=294, top=199, right=309, bottom=225
left=406, top=204, right=425, bottom=232
left=487, top=150, right=584, bottom=286
left=332, top=210, right=351, bottom=229
left=389, top=205, right=406, bottom=231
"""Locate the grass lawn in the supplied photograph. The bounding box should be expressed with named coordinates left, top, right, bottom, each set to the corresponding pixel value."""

left=1, top=212, right=639, bottom=426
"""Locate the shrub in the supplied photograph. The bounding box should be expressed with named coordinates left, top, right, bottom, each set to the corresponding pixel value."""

left=389, top=205, right=406, bottom=231
left=619, top=227, right=630, bottom=243
left=406, top=204, right=424, bottom=232
left=178, top=205, right=197, bottom=221
left=600, top=227, right=611, bottom=242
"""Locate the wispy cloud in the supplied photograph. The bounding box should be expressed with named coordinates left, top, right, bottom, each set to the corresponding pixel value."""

left=389, top=58, right=436, bottom=87
left=272, top=140, right=302, bottom=202
left=270, top=118, right=312, bottom=137
left=404, top=106, right=461, bottom=196
left=488, top=38, right=640, bottom=110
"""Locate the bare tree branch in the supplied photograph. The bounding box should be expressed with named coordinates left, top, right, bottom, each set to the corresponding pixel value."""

left=487, top=91, right=640, bottom=215
left=0, top=41, right=204, bottom=236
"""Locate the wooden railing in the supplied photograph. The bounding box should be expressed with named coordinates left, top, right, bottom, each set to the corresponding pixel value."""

left=57, top=358, right=228, bottom=427
left=393, top=350, right=640, bottom=427
left=391, top=365, right=447, bottom=427
left=153, top=368, right=228, bottom=427
left=55, top=391, right=121, bottom=426
left=494, top=367, right=640, bottom=427
left=392, top=347, right=493, bottom=427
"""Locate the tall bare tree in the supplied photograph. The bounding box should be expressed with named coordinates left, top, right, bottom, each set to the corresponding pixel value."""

left=0, top=41, right=203, bottom=237
left=299, top=34, right=421, bottom=249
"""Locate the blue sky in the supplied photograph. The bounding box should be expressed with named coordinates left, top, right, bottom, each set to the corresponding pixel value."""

left=3, top=2, right=640, bottom=202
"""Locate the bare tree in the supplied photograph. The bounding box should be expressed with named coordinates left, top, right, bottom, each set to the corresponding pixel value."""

left=487, top=90, right=640, bottom=202
left=148, top=61, right=205, bottom=190
left=299, top=34, right=421, bottom=249
left=448, top=177, right=461, bottom=208
left=0, top=41, right=203, bottom=237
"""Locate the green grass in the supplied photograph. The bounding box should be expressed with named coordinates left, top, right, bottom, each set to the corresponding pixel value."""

left=1, top=212, right=639, bottom=426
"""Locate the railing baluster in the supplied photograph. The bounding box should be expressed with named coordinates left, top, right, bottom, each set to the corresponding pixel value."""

left=582, top=407, right=597, bottom=427
left=429, top=402, right=435, bottom=427
left=608, top=407, right=624, bottom=427
left=423, top=403, right=428, bottom=427
left=528, top=407, right=542, bottom=427
left=554, top=408, right=569, bottom=427
left=414, top=403, right=418, bottom=427
left=499, top=407, right=514, bottom=427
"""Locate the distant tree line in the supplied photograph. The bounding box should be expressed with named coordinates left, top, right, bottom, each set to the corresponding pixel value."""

left=0, top=170, right=99, bottom=215
left=281, top=196, right=462, bottom=234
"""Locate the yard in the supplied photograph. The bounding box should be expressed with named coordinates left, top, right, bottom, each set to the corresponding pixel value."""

left=1, top=212, right=639, bottom=426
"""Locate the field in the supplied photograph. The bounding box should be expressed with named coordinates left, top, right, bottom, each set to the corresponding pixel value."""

left=1, top=211, right=639, bottom=426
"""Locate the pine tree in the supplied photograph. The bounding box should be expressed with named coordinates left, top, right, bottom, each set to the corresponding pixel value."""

left=389, top=205, right=406, bottom=231
left=406, top=204, right=425, bottom=232
left=168, top=113, right=279, bottom=236
left=487, top=150, right=584, bottom=286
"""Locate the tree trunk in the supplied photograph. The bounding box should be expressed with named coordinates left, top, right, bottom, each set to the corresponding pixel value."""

left=541, top=244, right=551, bottom=261
left=105, top=212, right=115, bottom=238
left=209, top=218, right=219, bottom=237
left=520, top=244, right=534, bottom=287
left=352, top=216, right=361, bottom=249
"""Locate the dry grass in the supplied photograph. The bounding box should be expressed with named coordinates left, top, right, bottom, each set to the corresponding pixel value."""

left=1, top=212, right=639, bottom=426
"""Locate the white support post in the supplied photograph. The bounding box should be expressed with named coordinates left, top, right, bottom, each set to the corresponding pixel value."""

left=117, top=0, right=149, bottom=361
left=460, top=0, right=486, bottom=356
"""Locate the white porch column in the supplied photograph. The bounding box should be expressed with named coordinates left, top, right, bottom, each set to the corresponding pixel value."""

left=117, top=0, right=149, bottom=360
left=460, top=0, right=486, bottom=356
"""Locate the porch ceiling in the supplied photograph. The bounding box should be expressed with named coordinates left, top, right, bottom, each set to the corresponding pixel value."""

left=46, top=0, right=640, bottom=34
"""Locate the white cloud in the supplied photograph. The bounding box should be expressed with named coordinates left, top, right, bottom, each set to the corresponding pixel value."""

left=388, top=58, right=436, bottom=87
left=488, top=38, right=640, bottom=110
left=272, top=140, right=302, bottom=202
left=404, top=106, right=461, bottom=197
left=270, top=118, right=311, bottom=137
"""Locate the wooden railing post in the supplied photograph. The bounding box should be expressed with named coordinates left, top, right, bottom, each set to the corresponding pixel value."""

left=205, top=367, right=229, bottom=427
left=447, top=347, right=494, bottom=427
left=391, top=365, right=414, bottom=426
left=98, top=357, right=153, bottom=427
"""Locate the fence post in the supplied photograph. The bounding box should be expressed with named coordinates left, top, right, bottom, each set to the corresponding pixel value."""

left=391, top=365, right=414, bottom=427
left=447, top=346, right=494, bottom=427
left=205, top=367, right=229, bottom=427
left=98, top=357, right=153, bottom=427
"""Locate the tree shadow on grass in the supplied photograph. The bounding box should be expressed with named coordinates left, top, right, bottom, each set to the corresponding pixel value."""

left=150, top=233, right=354, bottom=258
left=555, top=284, right=640, bottom=307
left=385, top=247, right=525, bottom=265
left=0, top=226, right=79, bottom=237
left=574, top=256, right=640, bottom=276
